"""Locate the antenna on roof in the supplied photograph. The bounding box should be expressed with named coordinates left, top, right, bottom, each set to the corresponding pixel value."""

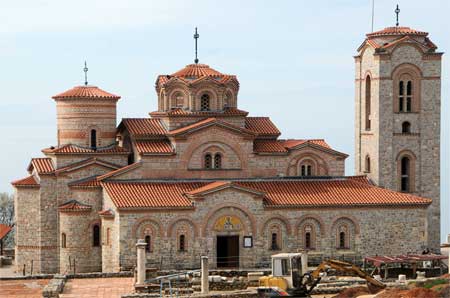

left=83, top=61, right=89, bottom=86
left=194, top=27, right=199, bottom=64
left=371, top=0, right=375, bottom=32
left=395, top=4, right=400, bottom=27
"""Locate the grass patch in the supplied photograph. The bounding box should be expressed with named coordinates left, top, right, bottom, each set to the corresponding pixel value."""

left=423, top=279, right=448, bottom=289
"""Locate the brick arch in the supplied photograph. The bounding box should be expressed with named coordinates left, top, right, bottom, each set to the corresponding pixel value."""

left=330, top=215, right=360, bottom=235
left=396, top=149, right=417, bottom=192
left=168, top=88, right=189, bottom=108
left=185, top=140, right=245, bottom=170
left=261, top=215, right=292, bottom=236
left=295, top=215, right=325, bottom=237
left=286, top=152, right=329, bottom=176
left=194, top=87, right=219, bottom=110
left=86, top=219, right=101, bottom=232
left=167, top=217, right=199, bottom=238
left=202, top=203, right=257, bottom=236
left=131, top=217, right=163, bottom=239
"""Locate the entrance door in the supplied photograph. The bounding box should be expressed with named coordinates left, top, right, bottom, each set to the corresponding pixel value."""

left=216, top=235, right=239, bottom=268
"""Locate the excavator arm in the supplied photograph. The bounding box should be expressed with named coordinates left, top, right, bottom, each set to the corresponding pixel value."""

left=299, top=259, right=385, bottom=296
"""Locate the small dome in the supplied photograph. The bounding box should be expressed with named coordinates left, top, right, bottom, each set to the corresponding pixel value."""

left=367, top=27, right=428, bottom=38
left=52, top=85, right=120, bottom=100
left=170, top=63, right=225, bottom=79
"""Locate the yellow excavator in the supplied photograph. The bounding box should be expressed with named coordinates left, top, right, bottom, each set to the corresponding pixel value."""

left=258, top=253, right=385, bottom=297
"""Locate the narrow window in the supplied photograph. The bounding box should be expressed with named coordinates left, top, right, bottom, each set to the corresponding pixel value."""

left=61, top=233, right=66, bottom=248
left=301, top=165, right=306, bottom=176
left=306, top=165, right=312, bottom=176
left=300, top=163, right=313, bottom=176
left=399, top=81, right=404, bottom=112
left=179, top=234, right=185, bottom=251
left=204, top=154, right=212, bottom=169
left=106, top=228, right=111, bottom=246
left=406, top=81, right=412, bottom=112
left=200, top=94, right=210, bottom=111
left=365, top=76, right=371, bottom=130
left=214, top=153, right=222, bottom=169
left=305, top=232, right=311, bottom=249
left=271, top=233, right=279, bottom=250
left=365, top=155, right=371, bottom=173
left=93, top=225, right=100, bottom=247
left=400, top=156, right=411, bottom=192
left=339, top=232, right=346, bottom=249
left=402, top=122, right=411, bottom=134
left=90, top=129, right=97, bottom=149
left=145, top=235, right=151, bottom=252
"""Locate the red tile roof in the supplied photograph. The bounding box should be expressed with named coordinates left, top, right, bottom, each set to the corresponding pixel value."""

left=58, top=200, right=92, bottom=212
left=42, top=144, right=129, bottom=155
left=245, top=117, right=281, bottom=137
left=253, top=140, right=288, bottom=153
left=68, top=176, right=101, bottom=188
left=102, top=181, right=199, bottom=209
left=168, top=118, right=256, bottom=137
left=0, top=224, right=12, bottom=240
left=135, top=140, right=174, bottom=155
left=28, top=158, right=55, bottom=175
left=98, top=209, right=114, bottom=217
left=171, top=64, right=225, bottom=78
left=281, top=139, right=331, bottom=149
left=97, top=162, right=142, bottom=180
left=101, top=178, right=431, bottom=209
left=120, top=118, right=167, bottom=138
left=150, top=107, right=248, bottom=117
left=52, top=86, right=120, bottom=100
left=54, top=157, right=121, bottom=174
left=367, top=27, right=428, bottom=38
left=11, top=175, right=40, bottom=188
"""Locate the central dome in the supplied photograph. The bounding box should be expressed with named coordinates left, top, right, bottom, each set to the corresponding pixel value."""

left=170, top=63, right=225, bottom=79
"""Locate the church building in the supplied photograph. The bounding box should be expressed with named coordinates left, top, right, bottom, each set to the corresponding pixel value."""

left=12, top=24, right=441, bottom=274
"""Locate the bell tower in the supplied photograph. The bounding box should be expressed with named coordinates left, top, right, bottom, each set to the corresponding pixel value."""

left=354, top=24, right=443, bottom=250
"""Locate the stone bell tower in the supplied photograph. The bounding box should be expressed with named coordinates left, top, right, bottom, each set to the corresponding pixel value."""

left=354, top=25, right=442, bottom=250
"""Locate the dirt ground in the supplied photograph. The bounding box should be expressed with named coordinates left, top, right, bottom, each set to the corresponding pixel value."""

left=0, top=279, right=50, bottom=298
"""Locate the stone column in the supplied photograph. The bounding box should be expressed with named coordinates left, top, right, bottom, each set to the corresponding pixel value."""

left=301, top=253, right=308, bottom=275
left=136, top=239, right=147, bottom=285
left=201, top=256, right=209, bottom=294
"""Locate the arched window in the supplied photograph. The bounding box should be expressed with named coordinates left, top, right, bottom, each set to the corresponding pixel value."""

left=145, top=235, right=151, bottom=252
left=61, top=233, right=66, bottom=248
left=214, top=153, right=222, bottom=169
left=365, top=75, right=371, bottom=130
left=399, top=80, right=413, bottom=112
left=271, top=233, right=279, bottom=250
left=402, top=121, right=411, bottom=134
left=400, top=156, right=411, bottom=192
left=90, top=129, right=97, bottom=149
left=93, top=225, right=100, bottom=247
left=300, top=163, right=314, bottom=176
left=365, top=155, right=371, bottom=173
left=200, top=94, right=210, bottom=111
left=305, top=232, right=311, bottom=249
left=179, top=234, right=186, bottom=251
left=204, top=154, right=212, bottom=169
left=339, top=232, right=346, bottom=249
left=172, top=91, right=185, bottom=108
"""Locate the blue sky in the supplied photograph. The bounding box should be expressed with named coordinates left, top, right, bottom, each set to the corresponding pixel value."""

left=0, top=0, right=448, bottom=242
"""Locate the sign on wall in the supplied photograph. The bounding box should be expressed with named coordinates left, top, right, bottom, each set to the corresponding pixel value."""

left=214, top=216, right=243, bottom=232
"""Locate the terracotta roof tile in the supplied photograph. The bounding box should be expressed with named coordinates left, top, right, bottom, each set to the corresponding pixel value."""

left=28, top=158, right=55, bottom=175
left=120, top=118, right=167, bottom=137
left=0, top=224, right=12, bottom=240
left=58, top=200, right=92, bottom=212
left=42, top=144, right=129, bottom=155
left=11, top=175, right=40, bottom=188
left=98, top=209, right=114, bottom=217
left=68, top=176, right=101, bottom=188
left=135, top=140, right=174, bottom=155
left=281, top=139, right=331, bottom=149
left=101, top=178, right=431, bottom=209
left=102, top=181, right=200, bottom=209
left=55, top=157, right=121, bottom=174
left=168, top=118, right=255, bottom=137
left=253, top=140, right=288, bottom=153
left=245, top=117, right=280, bottom=136
left=367, top=27, right=428, bottom=38
left=150, top=107, right=248, bottom=117
left=52, top=86, right=120, bottom=100
left=97, top=162, right=142, bottom=180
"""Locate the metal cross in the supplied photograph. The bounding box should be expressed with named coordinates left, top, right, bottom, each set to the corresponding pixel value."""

left=395, top=4, right=400, bottom=27
left=194, top=27, right=199, bottom=64
left=83, top=61, right=89, bottom=86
